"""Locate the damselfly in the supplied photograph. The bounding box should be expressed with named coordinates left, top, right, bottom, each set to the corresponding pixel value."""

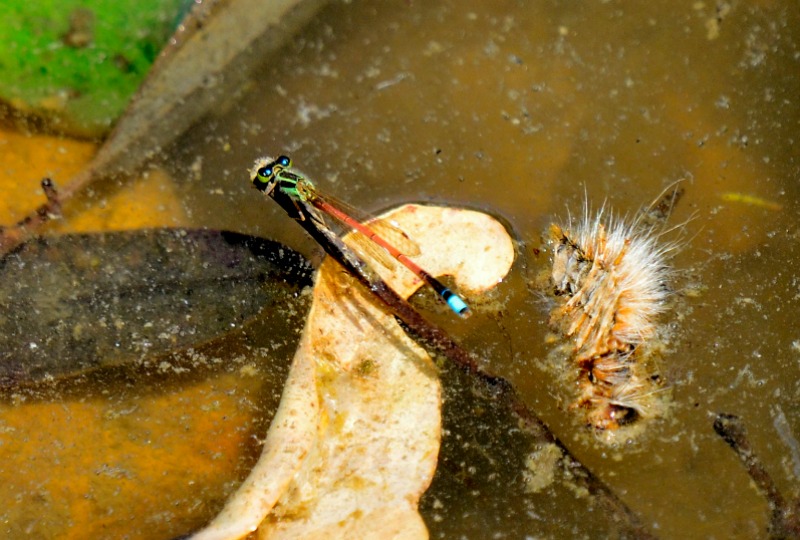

left=251, top=155, right=471, bottom=318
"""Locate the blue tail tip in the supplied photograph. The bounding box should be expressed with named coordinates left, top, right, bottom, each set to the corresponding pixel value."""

left=445, top=292, right=471, bottom=318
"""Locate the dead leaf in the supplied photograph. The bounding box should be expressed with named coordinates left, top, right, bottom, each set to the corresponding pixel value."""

left=0, top=229, right=312, bottom=391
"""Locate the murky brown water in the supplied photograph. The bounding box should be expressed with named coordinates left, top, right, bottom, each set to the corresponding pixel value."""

left=3, top=0, right=799, bottom=537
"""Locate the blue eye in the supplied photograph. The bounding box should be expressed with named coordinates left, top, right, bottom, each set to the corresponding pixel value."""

left=278, top=155, right=291, bottom=166
left=258, top=167, right=273, bottom=178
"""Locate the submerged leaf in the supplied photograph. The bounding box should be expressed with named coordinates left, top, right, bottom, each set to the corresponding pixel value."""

left=0, top=229, right=312, bottom=390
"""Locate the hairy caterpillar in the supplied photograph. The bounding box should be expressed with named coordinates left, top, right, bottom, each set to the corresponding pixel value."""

left=548, top=187, right=683, bottom=439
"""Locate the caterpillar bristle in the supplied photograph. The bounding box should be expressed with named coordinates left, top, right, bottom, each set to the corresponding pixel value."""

left=547, top=187, right=683, bottom=442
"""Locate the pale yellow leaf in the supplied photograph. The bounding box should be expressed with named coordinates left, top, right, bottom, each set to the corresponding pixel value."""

left=191, top=204, right=514, bottom=540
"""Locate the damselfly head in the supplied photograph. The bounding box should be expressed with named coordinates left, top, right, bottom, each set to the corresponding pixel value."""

left=252, top=155, right=293, bottom=193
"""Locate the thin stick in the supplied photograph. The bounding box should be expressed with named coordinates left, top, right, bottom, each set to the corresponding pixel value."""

left=713, top=413, right=800, bottom=538
left=0, top=178, right=64, bottom=257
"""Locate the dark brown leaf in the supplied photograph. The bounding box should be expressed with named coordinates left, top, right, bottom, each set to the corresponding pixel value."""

left=0, top=229, right=311, bottom=390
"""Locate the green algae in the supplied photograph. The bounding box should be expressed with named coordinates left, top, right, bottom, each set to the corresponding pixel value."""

left=0, top=0, right=185, bottom=137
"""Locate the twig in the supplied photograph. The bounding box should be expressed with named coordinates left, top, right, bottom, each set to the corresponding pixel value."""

left=713, top=413, right=800, bottom=538
left=0, top=178, right=63, bottom=256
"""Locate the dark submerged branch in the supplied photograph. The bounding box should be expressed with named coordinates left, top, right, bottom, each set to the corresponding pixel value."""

left=713, top=413, right=800, bottom=539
